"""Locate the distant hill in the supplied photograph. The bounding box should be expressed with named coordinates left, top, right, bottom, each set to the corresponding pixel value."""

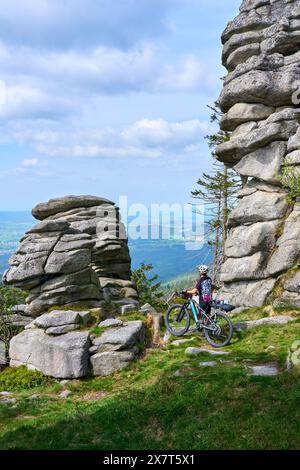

left=0, top=211, right=212, bottom=282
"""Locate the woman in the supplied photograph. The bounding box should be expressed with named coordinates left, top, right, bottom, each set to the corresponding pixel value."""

left=186, top=265, right=212, bottom=314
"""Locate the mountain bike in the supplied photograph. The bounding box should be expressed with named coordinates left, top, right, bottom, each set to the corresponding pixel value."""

left=165, top=291, right=234, bottom=348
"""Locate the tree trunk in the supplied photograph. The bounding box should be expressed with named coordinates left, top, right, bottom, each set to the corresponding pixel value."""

left=221, top=165, right=228, bottom=263
left=212, top=199, right=222, bottom=285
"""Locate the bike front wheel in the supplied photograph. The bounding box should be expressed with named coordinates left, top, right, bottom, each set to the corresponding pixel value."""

left=204, top=311, right=233, bottom=348
left=165, top=304, right=190, bottom=337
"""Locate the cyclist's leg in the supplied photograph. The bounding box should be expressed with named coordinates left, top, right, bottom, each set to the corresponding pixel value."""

left=199, top=299, right=210, bottom=314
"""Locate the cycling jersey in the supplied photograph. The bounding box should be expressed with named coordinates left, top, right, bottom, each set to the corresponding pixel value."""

left=195, top=275, right=212, bottom=302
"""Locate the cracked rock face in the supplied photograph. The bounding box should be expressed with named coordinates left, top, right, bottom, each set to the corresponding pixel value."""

left=3, top=195, right=138, bottom=316
left=217, top=0, right=300, bottom=309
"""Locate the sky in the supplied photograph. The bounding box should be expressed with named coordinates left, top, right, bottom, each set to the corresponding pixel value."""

left=0, top=0, right=241, bottom=211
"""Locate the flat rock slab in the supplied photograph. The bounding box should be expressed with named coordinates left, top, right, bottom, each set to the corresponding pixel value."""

left=185, top=347, right=229, bottom=357
left=1, top=314, right=34, bottom=327
left=171, top=338, right=195, bottom=347
left=33, top=310, right=90, bottom=329
left=32, top=195, right=114, bottom=220
left=9, top=329, right=90, bottom=378
left=248, top=365, right=279, bottom=377
left=199, top=361, right=217, bottom=367
left=99, top=319, right=123, bottom=328
left=92, top=320, right=145, bottom=351
left=46, top=324, right=80, bottom=335
left=233, top=316, right=296, bottom=331
left=0, top=397, right=17, bottom=405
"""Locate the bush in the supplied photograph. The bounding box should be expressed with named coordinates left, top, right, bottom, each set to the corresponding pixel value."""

left=132, top=263, right=163, bottom=306
left=278, top=161, right=300, bottom=204
left=0, top=366, right=49, bottom=392
left=0, top=285, right=27, bottom=313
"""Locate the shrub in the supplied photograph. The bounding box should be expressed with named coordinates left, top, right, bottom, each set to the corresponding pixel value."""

left=0, top=285, right=27, bottom=313
left=0, top=366, right=49, bottom=392
left=132, top=263, right=163, bottom=306
left=278, top=161, right=300, bottom=204
left=0, top=317, right=23, bottom=366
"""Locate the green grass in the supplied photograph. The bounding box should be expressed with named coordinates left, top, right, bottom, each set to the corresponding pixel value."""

left=0, top=367, right=50, bottom=392
left=0, top=308, right=300, bottom=450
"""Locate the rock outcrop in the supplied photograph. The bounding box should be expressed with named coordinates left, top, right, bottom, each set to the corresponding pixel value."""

left=3, top=196, right=138, bottom=316
left=9, top=310, right=145, bottom=378
left=217, top=0, right=300, bottom=309
left=90, top=320, right=145, bottom=376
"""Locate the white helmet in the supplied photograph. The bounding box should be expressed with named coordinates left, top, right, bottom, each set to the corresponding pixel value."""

left=198, top=264, right=209, bottom=274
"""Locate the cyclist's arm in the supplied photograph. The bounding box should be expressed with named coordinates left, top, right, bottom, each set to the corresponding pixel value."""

left=186, top=287, right=198, bottom=295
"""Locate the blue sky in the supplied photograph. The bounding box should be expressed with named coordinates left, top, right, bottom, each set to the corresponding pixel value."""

left=0, top=0, right=241, bottom=211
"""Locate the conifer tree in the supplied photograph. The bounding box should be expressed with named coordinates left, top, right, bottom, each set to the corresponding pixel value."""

left=191, top=103, right=241, bottom=285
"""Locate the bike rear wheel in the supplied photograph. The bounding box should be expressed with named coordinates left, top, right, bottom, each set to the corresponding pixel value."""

left=165, top=304, right=190, bottom=337
left=204, top=311, right=233, bottom=348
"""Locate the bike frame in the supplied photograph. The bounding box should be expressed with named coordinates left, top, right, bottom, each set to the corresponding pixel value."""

left=184, top=298, right=216, bottom=331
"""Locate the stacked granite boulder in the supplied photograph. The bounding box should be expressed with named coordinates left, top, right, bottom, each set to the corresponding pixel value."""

left=3, top=195, right=138, bottom=316
left=9, top=310, right=145, bottom=378
left=90, top=319, right=145, bottom=376
left=216, top=0, right=300, bottom=309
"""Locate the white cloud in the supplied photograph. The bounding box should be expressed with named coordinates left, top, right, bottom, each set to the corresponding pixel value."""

left=9, top=117, right=212, bottom=160
left=22, top=158, right=48, bottom=167
left=0, top=42, right=213, bottom=118
left=121, top=118, right=210, bottom=147
left=0, top=82, right=74, bottom=119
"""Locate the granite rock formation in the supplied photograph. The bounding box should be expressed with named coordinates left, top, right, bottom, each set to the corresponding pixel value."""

left=3, top=196, right=138, bottom=316
left=9, top=310, right=144, bottom=378
left=217, top=0, right=300, bottom=309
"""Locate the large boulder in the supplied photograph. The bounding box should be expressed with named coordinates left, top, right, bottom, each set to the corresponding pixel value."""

left=215, top=0, right=300, bottom=309
left=90, top=351, right=136, bottom=376
left=3, top=195, right=138, bottom=314
left=9, top=330, right=91, bottom=378
left=227, top=190, right=288, bottom=227
left=91, top=321, right=145, bottom=352
left=32, top=195, right=114, bottom=220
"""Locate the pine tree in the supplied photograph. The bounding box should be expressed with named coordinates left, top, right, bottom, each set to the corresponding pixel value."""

left=191, top=103, right=241, bottom=285
left=132, top=263, right=163, bottom=305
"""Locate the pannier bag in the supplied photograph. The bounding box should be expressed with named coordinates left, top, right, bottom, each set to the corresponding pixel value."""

left=211, top=300, right=236, bottom=312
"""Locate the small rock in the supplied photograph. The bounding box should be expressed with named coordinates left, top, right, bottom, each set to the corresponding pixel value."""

left=89, top=345, right=98, bottom=355
left=99, top=319, right=123, bottom=328
left=59, top=380, right=70, bottom=386
left=59, top=390, right=72, bottom=399
left=171, top=338, right=195, bottom=347
left=233, top=316, right=296, bottom=331
left=0, top=391, right=11, bottom=396
left=199, top=361, right=217, bottom=367
left=163, top=331, right=171, bottom=342
left=0, top=397, right=17, bottom=405
left=120, top=304, right=136, bottom=315
left=185, top=347, right=229, bottom=356
left=173, top=369, right=185, bottom=377
left=265, top=345, right=276, bottom=352
left=248, top=365, right=279, bottom=376
left=28, top=394, right=40, bottom=400
left=139, top=303, right=157, bottom=314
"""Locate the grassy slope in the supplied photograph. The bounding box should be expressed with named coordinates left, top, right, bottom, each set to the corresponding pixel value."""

left=0, top=309, right=300, bottom=450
